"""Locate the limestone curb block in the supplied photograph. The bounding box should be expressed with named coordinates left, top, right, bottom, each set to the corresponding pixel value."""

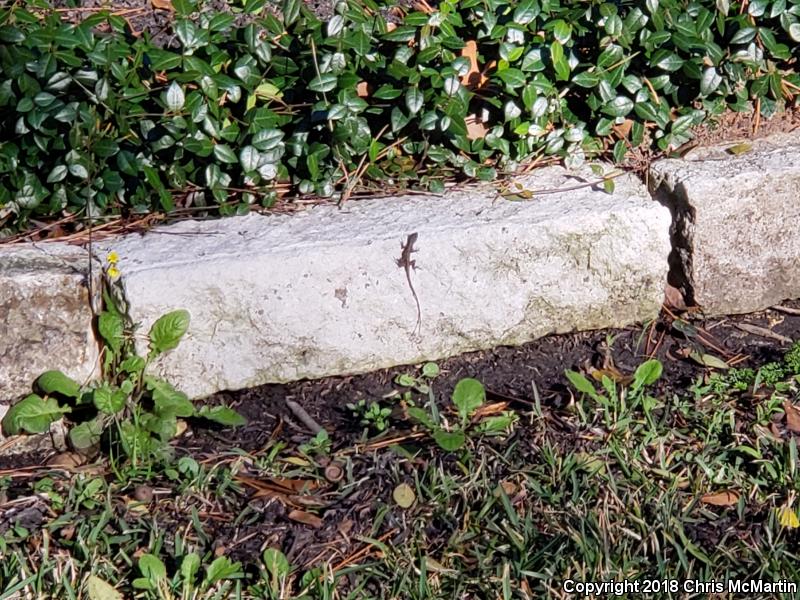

left=0, top=245, right=101, bottom=403
left=650, top=132, right=800, bottom=316
left=99, top=165, right=671, bottom=399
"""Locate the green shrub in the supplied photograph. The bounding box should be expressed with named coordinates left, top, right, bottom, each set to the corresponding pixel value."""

left=1, top=0, right=799, bottom=235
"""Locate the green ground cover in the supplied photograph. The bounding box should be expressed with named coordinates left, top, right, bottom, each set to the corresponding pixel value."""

left=1, top=0, right=799, bottom=235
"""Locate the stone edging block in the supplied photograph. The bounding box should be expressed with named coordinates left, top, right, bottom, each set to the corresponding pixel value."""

left=650, top=132, right=800, bottom=316
left=96, top=165, right=670, bottom=398
left=0, top=244, right=101, bottom=402
left=12, top=129, right=800, bottom=407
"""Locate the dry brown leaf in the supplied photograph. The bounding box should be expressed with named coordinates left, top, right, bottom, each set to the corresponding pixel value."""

left=472, top=401, right=509, bottom=419
left=151, top=0, right=174, bottom=10
left=271, top=477, right=319, bottom=493
left=735, top=323, right=792, bottom=344
left=288, top=509, right=323, bottom=528
left=664, top=283, right=687, bottom=311
left=238, top=474, right=318, bottom=494
left=356, top=81, right=370, bottom=98
left=338, top=518, right=354, bottom=537
left=288, top=494, right=327, bottom=508
left=460, top=40, right=480, bottom=86
left=496, top=481, right=516, bottom=496
left=701, top=490, right=739, bottom=506
left=413, top=0, right=435, bottom=14
left=612, top=119, right=633, bottom=139
left=590, top=366, right=633, bottom=385
left=784, top=401, right=800, bottom=433
left=465, top=114, right=488, bottom=140
left=250, top=487, right=288, bottom=503
left=47, top=451, right=83, bottom=468
left=237, top=474, right=323, bottom=508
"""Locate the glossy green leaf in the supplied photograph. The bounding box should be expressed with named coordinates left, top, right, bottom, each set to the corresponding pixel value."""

left=146, top=376, right=194, bottom=418
left=308, top=73, right=338, bottom=93
left=164, top=82, right=185, bottom=111
left=93, top=385, right=127, bottom=414
left=239, top=145, right=260, bottom=172
left=99, top=311, right=125, bottom=354
left=452, top=378, right=485, bottom=422
left=633, top=359, right=663, bottom=387
left=552, top=20, right=572, bottom=44
left=149, top=309, right=190, bottom=355
left=497, top=68, right=526, bottom=88
left=213, top=144, right=238, bottom=163
left=2, top=394, right=67, bottom=436
left=433, top=429, right=466, bottom=451
left=513, top=0, right=539, bottom=24
left=565, top=370, right=597, bottom=397
left=405, top=88, right=424, bottom=114
left=603, top=96, right=634, bottom=117
left=653, top=52, right=684, bottom=71
left=197, top=405, right=247, bottom=426
left=700, top=67, right=722, bottom=96
left=204, top=557, right=243, bottom=585
left=37, top=371, right=80, bottom=398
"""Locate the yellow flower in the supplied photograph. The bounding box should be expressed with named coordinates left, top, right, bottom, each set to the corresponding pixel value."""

left=107, top=265, right=121, bottom=280
left=778, top=507, right=799, bottom=529
left=106, top=251, right=119, bottom=265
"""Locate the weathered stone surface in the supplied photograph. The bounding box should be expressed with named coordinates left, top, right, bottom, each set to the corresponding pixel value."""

left=0, top=245, right=101, bottom=404
left=0, top=420, right=67, bottom=459
left=99, top=166, right=671, bottom=398
left=650, top=132, right=800, bottom=316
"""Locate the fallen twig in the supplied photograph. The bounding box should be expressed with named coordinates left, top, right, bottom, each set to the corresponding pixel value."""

left=735, top=323, right=793, bottom=344
left=772, top=304, right=800, bottom=316
left=285, top=399, right=325, bottom=435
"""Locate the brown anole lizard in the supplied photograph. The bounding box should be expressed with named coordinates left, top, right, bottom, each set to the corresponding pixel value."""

left=396, top=232, right=421, bottom=334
